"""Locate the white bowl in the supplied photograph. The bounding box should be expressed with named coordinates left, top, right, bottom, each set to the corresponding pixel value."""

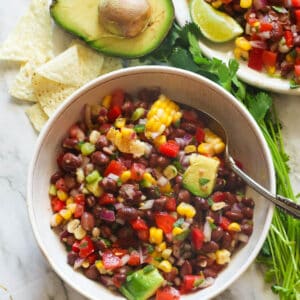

left=173, top=0, right=300, bottom=95
left=27, top=66, right=275, bottom=300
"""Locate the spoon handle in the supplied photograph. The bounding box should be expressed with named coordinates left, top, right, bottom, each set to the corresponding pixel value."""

left=228, top=157, right=300, bottom=219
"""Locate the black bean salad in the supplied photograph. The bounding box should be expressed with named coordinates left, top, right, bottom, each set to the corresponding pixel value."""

left=49, top=88, right=254, bottom=300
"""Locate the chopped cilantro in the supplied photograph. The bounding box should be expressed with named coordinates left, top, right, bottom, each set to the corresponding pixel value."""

left=199, top=178, right=210, bottom=186
left=143, top=264, right=155, bottom=274
left=173, top=229, right=190, bottom=241
left=173, top=218, right=184, bottom=228
left=194, top=278, right=204, bottom=288
left=146, top=244, right=154, bottom=253
left=272, top=6, right=287, bottom=13
left=117, top=178, right=122, bottom=187
left=209, top=222, right=217, bottom=230
left=207, top=198, right=214, bottom=206
left=172, top=159, right=184, bottom=173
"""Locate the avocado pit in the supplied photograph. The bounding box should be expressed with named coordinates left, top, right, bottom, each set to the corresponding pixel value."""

left=98, top=0, right=151, bottom=38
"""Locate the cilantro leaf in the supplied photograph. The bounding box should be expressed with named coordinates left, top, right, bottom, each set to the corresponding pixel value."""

left=199, top=178, right=210, bottom=186
left=247, top=92, right=272, bottom=122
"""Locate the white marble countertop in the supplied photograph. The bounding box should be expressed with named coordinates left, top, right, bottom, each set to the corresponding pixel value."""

left=0, top=1, right=299, bottom=299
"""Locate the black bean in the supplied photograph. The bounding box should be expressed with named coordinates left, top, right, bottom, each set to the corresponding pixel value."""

left=180, top=122, right=197, bottom=134
left=225, top=192, right=236, bottom=205
left=242, top=197, right=255, bottom=208
left=149, top=154, right=158, bottom=168
left=61, top=153, right=82, bottom=172
left=241, top=224, right=253, bottom=235
left=175, top=175, right=183, bottom=184
left=178, top=190, right=191, bottom=203
left=100, top=177, right=117, bottom=192
left=156, top=156, right=171, bottom=168
left=163, top=268, right=178, bottom=282
left=225, top=210, right=243, bottom=221
left=64, top=175, right=77, bottom=190
left=67, top=251, right=78, bottom=266
left=242, top=207, right=254, bottom=219
left=112, top=273, right=126, bottom=285
left=138, top=87, right=161, bottom=102
left=152, top=197, right=167, bottom=211
left=86, top=195, right=96, bottom=208
left=201, top=241, right=219, bottom=253
left=84, top=264, right=99, bottom=280
left=194, top=197, right=209, bottom=211
left=144, top=186, right=161, bottom=199
left=180, top=260, right=193, bottom=277
left=100, top=225, right=112, bottom=238
left=93, top=204, right=103, bottom=219
left=211, top=227, right=225, bottom=242
left=91, top=151, right=109, bottom=166
left=95, top=239, right=108, bottom=251
left=50, top=171, right=63, bottom=184
left=81, top=212, right=95, bottom=231
left=62, top=138, right=79, bottom=149
left=116, top=207, right=140, bottom=221
left=95, top=135, right=109, bottom=150
left=203, top=268, right=218, bottom=278
left=222, top=232, right=232, bottom=250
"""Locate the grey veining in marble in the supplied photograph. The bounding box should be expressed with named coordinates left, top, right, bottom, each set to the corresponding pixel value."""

left=1, top=1, right=298, bottom=299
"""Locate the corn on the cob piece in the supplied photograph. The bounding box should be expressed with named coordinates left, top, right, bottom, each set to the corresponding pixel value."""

left=145, top=95, right=181, bottom=138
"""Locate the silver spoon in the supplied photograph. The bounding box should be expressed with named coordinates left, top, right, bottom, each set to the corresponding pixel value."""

left=198, top=111, right=300, bottom=219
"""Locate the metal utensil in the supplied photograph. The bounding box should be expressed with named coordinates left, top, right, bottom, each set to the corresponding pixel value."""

left=199, top=111, right=300, bottom=219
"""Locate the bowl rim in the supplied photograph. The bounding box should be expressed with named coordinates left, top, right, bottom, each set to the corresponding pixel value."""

left=27, top=65, right=275, bottom=300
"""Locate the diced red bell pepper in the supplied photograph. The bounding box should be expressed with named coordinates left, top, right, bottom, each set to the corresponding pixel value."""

left=51, top=197, right=66, bottom=212
left=128, top=251, right=141, bottom=266
left=292, top=0, right=300, bottom=7
left=74, top=204, right=84, bottom=218
left=111, top=89, right=125, bottom=108
left=165, top=197, right=177, bottom=212
left=137, top=229, right=149, bottom=242
left=259, top=22, right=273, bottom=32
left=79, top=236, right=95, bottom=258
left=212, top=191, right=227, bottom=202
left=104, top=160, right=126, bottom=176
left=220, top=216, right=231, bottom=231
left=195, top=127, right=205, bottom=143
left=99, top=193, right=115, bottom=205
left=112, top=248, right=128, bottom=257
left=155, top=286, right=180, bottom=300
left=295, top=9, right=300, bottom=25
left=130, top=218, right=149, bottom=231
left=155, top=212, right=176, bottom=234
left=130, top=163, right=146, bottom=181
left=191, top=227, right=204, bottom=250
left=87, top=253, right=97, bottom=265
left=248, top=48, right=264, bottom=71
left=284, top=31, right=294, bottom=48
left=112, top=274, right=124, bottom=289
left=107, top=105, right=121, bottom=122
left=55, top=178, right=67, bottom=192
left=159, top=140, right=180, bottom=158
left=74, top=194, right=85, bottom=205
left=262, top=51, right=277, bottom=69
left=72, top=241, right=80, bottom=253
left=102, top=251, right=121, bottom=270
left=295, top=65, right=300, bottom=76
left=181, top=275, right=204, bottom=293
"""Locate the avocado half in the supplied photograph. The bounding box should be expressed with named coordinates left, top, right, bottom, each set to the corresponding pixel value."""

left=50, top=0, right=174, bottom=58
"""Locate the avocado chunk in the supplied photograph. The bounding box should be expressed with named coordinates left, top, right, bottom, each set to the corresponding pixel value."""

left=50, top=0, right=174, bottom=58
left=183, top=155, right=220, bottom=197
left=119, top=265, right=164, bottom=300
left=86, top=177, right=103, bottom=197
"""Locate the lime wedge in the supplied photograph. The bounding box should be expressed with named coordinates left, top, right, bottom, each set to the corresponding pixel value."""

left=190, top=0, right=243, bottom=42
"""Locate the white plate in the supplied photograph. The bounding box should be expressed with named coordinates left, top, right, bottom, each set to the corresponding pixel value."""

left=173, top=0, right=300, bottom=95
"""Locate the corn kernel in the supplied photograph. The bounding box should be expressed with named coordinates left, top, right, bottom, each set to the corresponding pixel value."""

left=162, top=248, right=172, bottom=259
left=198, top=143, right=214, bottom=155
left=172, top=227, right=183, bottom=236
left=163, top=165, right=178, bottom=180
left=216, top=249, right=231, bottom=265
left=213, top=142, right=225, bottom=154
left=143, top=172, right=156, bottom=184
left=66, top=197, right=74, bottom=205
left=235, top=37, right=252, bottom=51
left=266, top=66, right=276, bottom=75
left=76, top=168, right=85, bottom=183
left=211, top=202, right=227, bottom=211
left=82, top=261, right=90, bottom=268
left=67, top=219, right=80, bottom=233
left=89, top=130, right=101, bottom=144
left=92, top=227, right=101, bottom=238
left=50, top=213, right=63, bottom=227
left=66, top=203, right=76, bottom=214
left=115, top=118, right=126, bottom=128
left=234, top=47, right=242, bottom=60
left=154, top=135, right=167, bottom=148
left=74, top=225, right=87, bottom=240
left=149, top=227, right=163, bottom=244
left=159, top=182, right=172, bottom=193
left=156, top=242, right=167, bottom=252
left=177, top=202, right=196, bottom=218
left=102, top=95, right=112, bottom=109
left=228, top=222, right=241, bottom=232
left=57, top=190, right=68, bottom=201
left=95, top=260, right=108, bottom=274
left=120, top=170, right=131, bottom=183
left=59, top=209, right=72, bottom=220
left=49, top=184, right=57, bottom=196
left=184, top=145, right=197, bottom=153
left=158, top=260, right=172, bottom=273
left=212, top=0, right=222, bottom=7
left=240, top=0, right=252, bottom=8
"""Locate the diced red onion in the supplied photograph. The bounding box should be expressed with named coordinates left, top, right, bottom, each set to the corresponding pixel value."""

left=114, top=202, right=124, bottom=210
left=99, top=275, right=114, bottom=286
left=250, top=40, right=267, bottom=49
left=73, top=258, right=85, bottom=270
left=139, top=246, right=144, bottom=264
left=107, top=173, right=119, bottom=181
left=237, top=233, right=249, bottom=243
left=198, top=277, right=215, bottom=289
left=70, top=189, right=79, bottom=197
left=175, top=134, right=193, bottom=148
left=140, top=199, right=154, bottom=210
left=120, top=254, right=130, bottom=266
left=157, top=176, right=169, bottom=186
left=204, top=220, right=212, bottom=242
left=253, top=0, right=267, bottom=10
left=143, top=142, right=153, bottom=157
left=258, top=31, right=271, bottom=39
left=110, top=234, right=117, bottom=242
left=181, top=155, right=191, bottom=168
left=100, top=209, right=115, bottom=222
left=182, top=221, right=191, bottom=230
left=115, top=218, right=125, bottom=225
left=138, top=118, right=147, bottom=124
left=125, top=186, right=135, bottom=198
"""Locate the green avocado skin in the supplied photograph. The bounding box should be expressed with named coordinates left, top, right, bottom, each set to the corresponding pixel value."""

left=119, top=267, right=164, bottom=300
left=50, top=0, right=174, bottom=58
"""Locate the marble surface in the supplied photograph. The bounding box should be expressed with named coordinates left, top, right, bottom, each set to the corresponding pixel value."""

left=0, top=1, right=299, bottom=299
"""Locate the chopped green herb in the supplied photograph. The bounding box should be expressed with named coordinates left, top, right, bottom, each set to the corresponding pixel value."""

left=272, top=6, right=288, bottom=13
left=143, top=264, right=155, bottom=274
left=209, top=222, right=217, bottom=230
left=173, top=229, right=190, bottom=241
left=110, top=151, right=119, bottom=160
left=79, top=241, right=88, bottom=249
left=146, top=244, right=154, bottom=253
left=172, top=159, right=184, bottom=173
left=199, top=178, right=210, bottom=186
left=174, top=119, right=181, bottom=128
left=154, top=257, right=163, bottom=262
left=194, top=278, right=204, bottom=287
left=134, top=124, right=145, bottom=133
left=117, top=178, right=122, bottom=187
left=207, top=198, right=214, bottom=206
left=173, top=218, right=184, bottom=228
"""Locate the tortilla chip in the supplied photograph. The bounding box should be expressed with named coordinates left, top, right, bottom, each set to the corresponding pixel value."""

left=35, top=46, right=82, bottom=86
left=100, top=56, right=123, bottom=75
left=0, top=0, right=53, bottom=63
left=76, top=44, right=104, bottom=83
left=26, top=103, right=48, bottom=131
left=32, top=73, right=77, bottom=117
left=9, top=62, right=38, bottom=102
